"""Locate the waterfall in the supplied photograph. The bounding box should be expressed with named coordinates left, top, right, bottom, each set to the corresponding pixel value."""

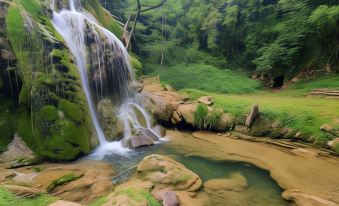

left=51, top=0, right=161, bottom=155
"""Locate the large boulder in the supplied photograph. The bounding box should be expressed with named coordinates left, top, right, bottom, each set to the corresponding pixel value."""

left=174, top=104, right=198, bottom=125
left=121, top=126, right=165, bottom=149
left=122, top=133, right=155, bottom=149
left=142, top=93, right=183, bottom=122
left=198, top=96, right=213, bottom=106
left=136, top=154, right=202, bottom=192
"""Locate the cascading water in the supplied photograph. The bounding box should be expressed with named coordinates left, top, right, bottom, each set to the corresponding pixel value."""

left=51, top=0, right=162, bottom=156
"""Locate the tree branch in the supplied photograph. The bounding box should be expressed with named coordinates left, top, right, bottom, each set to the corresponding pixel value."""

left=140, top=0, right=167, bottom=13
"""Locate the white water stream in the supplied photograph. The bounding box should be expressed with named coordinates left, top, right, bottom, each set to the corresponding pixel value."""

left=51, top=0, right=161, bottom=156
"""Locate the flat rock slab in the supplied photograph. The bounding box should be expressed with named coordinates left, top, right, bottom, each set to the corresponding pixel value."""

left=166, top=130, right=339, bottom=205
left=49, top=200, right=81, bottom=206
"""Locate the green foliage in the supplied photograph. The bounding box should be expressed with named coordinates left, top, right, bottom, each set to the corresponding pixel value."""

left=88, top=196, right=108, bottom=206
left=194, top=104, right=208, bottom=129
left=47, top=173, right=84, bottom=192
left=158, top=64, right=261, bottom=94
left=194, top=104, right=221, bottom=129
left=0, top=187, right=55, bottom=206
left=111, top=0, right=338, bottom=77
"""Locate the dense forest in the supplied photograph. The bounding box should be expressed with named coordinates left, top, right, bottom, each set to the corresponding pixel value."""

left=102, top=0, right=339, bottom=87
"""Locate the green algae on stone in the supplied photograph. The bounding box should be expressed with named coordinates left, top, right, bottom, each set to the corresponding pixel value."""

left=47, top=173, right=84, bottom=192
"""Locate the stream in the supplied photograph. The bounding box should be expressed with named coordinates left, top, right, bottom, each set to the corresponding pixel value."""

left=86, top=132, right=289, bottom=206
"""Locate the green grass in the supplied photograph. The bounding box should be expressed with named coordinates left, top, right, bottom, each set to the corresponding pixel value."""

left=280, top=75, right=339, bottom=96
left=0, top=187, right=56, bottom=206
left=157, top=64, right=261, bottom=94
left=182, top=88, right=339, bottom=143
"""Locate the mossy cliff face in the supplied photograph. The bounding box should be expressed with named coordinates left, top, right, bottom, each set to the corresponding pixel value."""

left=0, top=0, right=125, bottom=160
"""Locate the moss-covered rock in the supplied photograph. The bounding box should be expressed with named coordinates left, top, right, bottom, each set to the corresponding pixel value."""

left=2, top=0, right=98, bottom=161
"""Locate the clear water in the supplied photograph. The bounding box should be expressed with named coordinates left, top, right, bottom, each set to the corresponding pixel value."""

left=86, top=141, right=289, bottom=206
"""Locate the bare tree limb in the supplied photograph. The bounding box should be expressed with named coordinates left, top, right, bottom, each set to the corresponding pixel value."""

left=124, top=0, right=168, bottom=48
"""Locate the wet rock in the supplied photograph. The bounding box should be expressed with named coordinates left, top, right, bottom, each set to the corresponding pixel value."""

left=2, top=184, right=41, bottom=198
left=31, top=160, right=115, bottom=204
left=129, top=81, right=144, bottom=93
left=0, top=135, right=37, bottom=168
left=142, top=93, right=183, bottom=122
left=49, top=200, right=81, bottom=206
left=97, top=99, right=124, bottom=140
left=139, top=127, right=161, bottom=141
left=282, top=189, right=338, bottom=206
left=198, top=96, right=213, bottom=106
left=162, top=191, right=180, bottom=206
left=204, top=173, right=248, bottom=193
left=137, top=154, right=202, bottom=192
left=122, top=134, right=155, bottom=148
left=152, top=125, right=166, bottom=137
left=0, top=49, right=15, bottom=60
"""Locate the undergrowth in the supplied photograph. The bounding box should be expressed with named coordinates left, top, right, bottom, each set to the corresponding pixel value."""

left=156, top=64, right=261, bottom=94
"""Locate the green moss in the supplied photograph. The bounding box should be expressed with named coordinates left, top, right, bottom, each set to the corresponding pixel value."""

left=88, top=196, right=108, bottom=206
left=0, top=186, right=56, bottom=206
left=117, top=188, right=161, bottom=206
left=0, top=103, right=16, bottom=152
left=39, top=105, right=58, bottom=122
left=51, top=49, right=79, bottom=78
left=58, top=99, right=83, bottom=122
left=32, top=166, right=45, bottom=172
left=19, top=0, right=42, bottom=18
left=17, top=108, right=40, bottom=151
left=47, top=173, right=83, bottom=192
